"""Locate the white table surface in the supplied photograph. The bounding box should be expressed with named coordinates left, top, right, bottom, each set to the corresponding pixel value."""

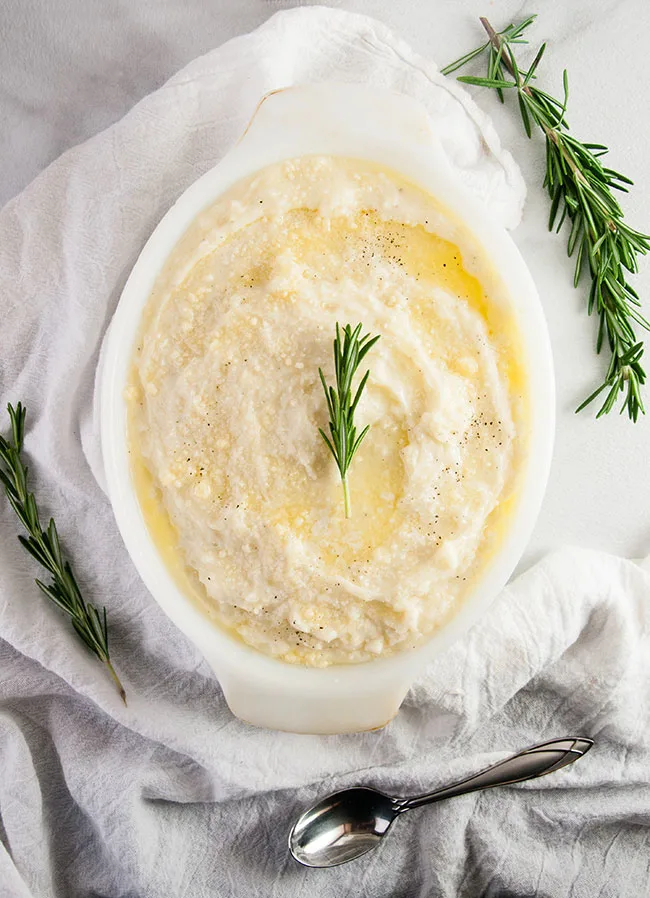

left=2, top=0, right=649, bottom=570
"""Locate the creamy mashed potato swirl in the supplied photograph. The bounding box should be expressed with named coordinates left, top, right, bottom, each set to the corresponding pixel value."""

left=129, top=156, right=521, bottom=666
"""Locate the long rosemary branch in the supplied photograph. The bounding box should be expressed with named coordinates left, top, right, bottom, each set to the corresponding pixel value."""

left=442, top=15, right=650, bottom=420
left=0, top=403, right=126, bottom=703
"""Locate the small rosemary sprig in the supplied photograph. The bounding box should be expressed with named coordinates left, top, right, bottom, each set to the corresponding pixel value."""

left=442, top=15, right=650, bottom=421
left=0, top=403, right=126, bottom=703
left=319, top=323, right=380, bottom=518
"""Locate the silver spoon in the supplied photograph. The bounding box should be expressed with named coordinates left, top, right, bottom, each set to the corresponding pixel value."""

left=289, top=736, right=593, bottom=868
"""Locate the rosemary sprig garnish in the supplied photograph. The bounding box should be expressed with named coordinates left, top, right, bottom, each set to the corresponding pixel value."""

left=442, top=15, right=650, bottom=420
left=0, top=403, right=126, bottom=703
left=319, top=323, right=380, bottom=518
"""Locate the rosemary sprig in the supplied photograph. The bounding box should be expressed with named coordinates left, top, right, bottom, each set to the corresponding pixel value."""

left=319, top=323, right=380, bottom=518
left=442, top=15, right=650, bottom=421
left=0, top=403, right=126, bottom=703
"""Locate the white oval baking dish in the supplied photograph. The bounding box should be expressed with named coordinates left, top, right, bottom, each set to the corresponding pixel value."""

left=100, top=83, right=554, bottom=734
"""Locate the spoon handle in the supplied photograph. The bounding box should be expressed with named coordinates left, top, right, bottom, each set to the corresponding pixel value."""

left=398, top=737, right=593, bottom=812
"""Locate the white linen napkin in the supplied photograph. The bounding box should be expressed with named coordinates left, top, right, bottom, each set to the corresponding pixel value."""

left=1, top=7, right=649, bottom=898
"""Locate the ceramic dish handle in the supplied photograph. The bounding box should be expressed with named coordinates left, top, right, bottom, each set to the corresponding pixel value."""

left=234, top=82, right=455, bottom=187
left=209, top=657, right=413, bottom=735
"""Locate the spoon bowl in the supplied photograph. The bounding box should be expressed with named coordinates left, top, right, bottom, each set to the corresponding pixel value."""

left=289, top=787, right=400, bottom=867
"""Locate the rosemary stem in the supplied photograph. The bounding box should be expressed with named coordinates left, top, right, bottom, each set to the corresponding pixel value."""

left=483, top=22, right=590, bottom=194
left=106, top=659, right=128, bottom=705
left=342, top=476, right=351, bottom=519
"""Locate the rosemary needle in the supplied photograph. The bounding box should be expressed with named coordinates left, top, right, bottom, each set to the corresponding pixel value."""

left=442, top=15, right=650, bottom=421
left=319, top=323, right=380, bottom=518
left=0, top=402, right=126, bottom=703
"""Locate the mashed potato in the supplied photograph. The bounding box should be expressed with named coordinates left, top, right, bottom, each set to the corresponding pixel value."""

left=128, top=156, right=522, bottom=666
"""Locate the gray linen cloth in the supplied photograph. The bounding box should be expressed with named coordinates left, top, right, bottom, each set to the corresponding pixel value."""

left=1, top=8, right=649, bottom=897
